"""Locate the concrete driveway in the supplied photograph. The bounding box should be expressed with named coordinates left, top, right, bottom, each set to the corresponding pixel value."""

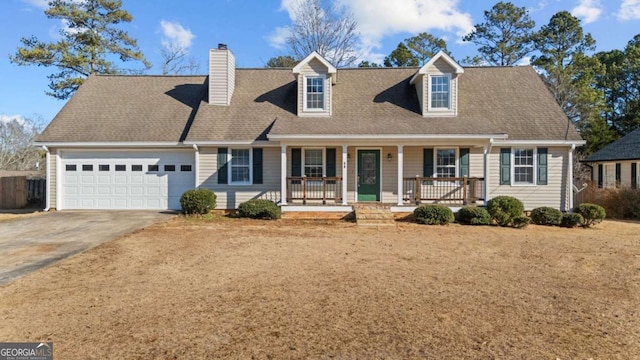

left=0, top=211, right=176, bottom=285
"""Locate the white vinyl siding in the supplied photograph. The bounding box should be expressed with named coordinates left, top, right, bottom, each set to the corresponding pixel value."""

left=208, top=49, right=235, bottom=105
left=490, top=147, right=568, bottom=210
left=49, top=149, right=57, bottom=209
left=198, top=147, right=281, bottom=209
left=421, top=58, right=458, bottom=117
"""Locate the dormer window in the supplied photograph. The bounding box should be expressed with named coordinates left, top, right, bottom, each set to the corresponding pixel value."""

left=430, top=75, right=451, bottom=110
left=305, top=76, right=325, bottom=110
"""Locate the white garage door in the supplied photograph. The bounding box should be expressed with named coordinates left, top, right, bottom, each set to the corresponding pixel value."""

left=61, top=151, right=195, bottom=210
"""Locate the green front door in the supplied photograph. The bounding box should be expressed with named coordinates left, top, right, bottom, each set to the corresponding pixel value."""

left=357, top=150, right=380, bottom=202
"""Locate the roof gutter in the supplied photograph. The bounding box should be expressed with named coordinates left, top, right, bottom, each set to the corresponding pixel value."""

left=267, top=134, right=509, bottom=141
left=492, top=140, right=586, bottom=146
left=33, top=142, right=191, bottom=148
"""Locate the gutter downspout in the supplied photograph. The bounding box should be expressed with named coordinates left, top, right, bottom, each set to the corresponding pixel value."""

left=193, top=144, right=200, bottom=188
left=484, top=138, right=494, bottom=204
left=43, top=146, right=50, bottom=211
left=568, top=144, right=576, bottom=212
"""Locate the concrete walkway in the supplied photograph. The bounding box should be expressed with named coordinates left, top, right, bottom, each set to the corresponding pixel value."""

left=0, top=211, right=175, bottom=285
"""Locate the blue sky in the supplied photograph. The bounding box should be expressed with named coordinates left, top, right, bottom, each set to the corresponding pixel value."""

left=1, top=0, right=639, bottom=125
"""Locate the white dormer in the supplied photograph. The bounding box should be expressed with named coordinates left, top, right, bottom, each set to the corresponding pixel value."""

left=410, top=51, right=464, bottom=117
left=292, top=51, right=336, bottom=117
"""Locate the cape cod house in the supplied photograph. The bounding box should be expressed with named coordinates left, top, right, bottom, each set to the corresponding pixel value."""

left=582, top=128, right=640, bottom=189
left=35, top=45, right=585, bottom=212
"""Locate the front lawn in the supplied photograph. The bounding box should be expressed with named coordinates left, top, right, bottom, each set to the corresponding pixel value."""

left=1, top=218, right=638, bottom=358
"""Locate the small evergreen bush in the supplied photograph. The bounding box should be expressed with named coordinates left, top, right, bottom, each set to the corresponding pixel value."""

left=530, top=207, right=563, bottom=226
left=486, top=196, right=524, bottom=227
left=180, top=188, right=216, bottom=214
left=561, top=213, right=584, bottom=228
left=237, top=199, right=281, bottom=220
left=457, top=206, right=491, bottom=225
left=574, top=203, right=606, bottom=227
left=413, top=204, right=454, bottom=225
left=512, top=216, right=532, bottom=229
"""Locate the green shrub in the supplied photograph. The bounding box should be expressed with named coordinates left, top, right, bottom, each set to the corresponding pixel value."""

left=413, top=204, right=454, bottom=225
left=561, top=213, right=584, bottom=228
left=180, top=188, right=216, bottom=214
left=574, top=203, right=606, bottom=227
left=486, top=196, right=524, bottom=227
left=237, top=199, right=281, bottom=220
left=457, top=206, right=491, bottom=225
left=512, top=216, right=531, bottom=229
left=530, top=207, right=563, bottom=226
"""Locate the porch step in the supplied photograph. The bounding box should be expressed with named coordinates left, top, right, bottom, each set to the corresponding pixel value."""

left=353, top=204, right=396, bottom=226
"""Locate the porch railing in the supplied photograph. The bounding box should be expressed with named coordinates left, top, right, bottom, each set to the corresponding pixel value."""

left=287, top=177, right=343, bottom=204
left=403, top=176, right=485, bottom=205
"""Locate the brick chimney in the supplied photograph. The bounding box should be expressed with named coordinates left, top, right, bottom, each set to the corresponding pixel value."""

left=208, top=43, right=235, bottom=105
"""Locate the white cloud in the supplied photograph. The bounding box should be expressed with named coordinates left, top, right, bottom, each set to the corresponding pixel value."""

left=272, top=0, right=473, bottom=63
left=516, top=56, right=532, bottom=66
left=0, top=115, right=25, bottom=125
left=618, top=0, right=640, bottom=20
left=571, top=0, right=603, bottom=24
left=160, top=20, right=195, bottom=50
left=266, top=26, right=291, bottom=50
left=21, top=0, right=48, bottom=8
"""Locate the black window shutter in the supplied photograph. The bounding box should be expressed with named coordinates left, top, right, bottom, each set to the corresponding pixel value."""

left=326, top=148, right=336, bottom=177
left=616, top=163, right=621, bottom=187
left=423, top=148, right=434, bottom=185
left=632, top=163, right=637, bottom=189
left=459, top=148, right=469, bottom=177
left=217, top=147, right=228, bottom=184
left=291, top=148, right=302, bottom=177
left=252, top=148, right=263, bottom=184
left=537, top=148, right=548, bottom=185
left=597, top=164, right=603, bottom=188
left=500, top=148, right=511, bottom=185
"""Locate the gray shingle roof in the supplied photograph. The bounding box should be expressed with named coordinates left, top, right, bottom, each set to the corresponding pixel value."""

left=37, top=74, right=206, bottom=142
left=38, top=66, right=582, bottom=143
left=583, top=128, right=640, bottom=162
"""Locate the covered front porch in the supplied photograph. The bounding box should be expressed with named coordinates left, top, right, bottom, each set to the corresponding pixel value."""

left=274, top=137, right=499, bottom=209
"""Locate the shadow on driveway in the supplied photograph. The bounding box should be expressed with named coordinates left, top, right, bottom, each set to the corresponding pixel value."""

left=0, top=211, right=176, bottom=285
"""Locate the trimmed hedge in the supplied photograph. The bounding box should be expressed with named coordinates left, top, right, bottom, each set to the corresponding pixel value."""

left=457, top=206, right=491, bottom=225
left=237, top=199, right=281, bottom=220
left=486, top=196, right=524, bottom=227
left=180, top=188, right=217, bottom=214
left=512, top=216, right=532, bottom=229
left=561, top=213, right=584, bottom=228
left=574, top=203, right=606, bottom=227
left=413, top=204, right=454, bottom=225
left=530, top=207, right=563, bottom=226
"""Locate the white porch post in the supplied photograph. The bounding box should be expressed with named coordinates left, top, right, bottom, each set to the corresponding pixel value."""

left=342, top=145, right=348, bottom=205
left=568, top=144, right=575, bottom=211
left=484, top=140, right=493, bottom=203
left=280, top=145, right=287, bottom=206
left=397, top=145, right=404, bottom=206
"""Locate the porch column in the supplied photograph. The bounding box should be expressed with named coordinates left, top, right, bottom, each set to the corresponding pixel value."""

left=397, top=145, right=404, bottom=206
left=342, top=145, right=348, bottom=205
left=483, top=140, right=492, bottom=203
left=568, top=144, right=575, bottom=211
left=280, top=145, right=287, bottom=205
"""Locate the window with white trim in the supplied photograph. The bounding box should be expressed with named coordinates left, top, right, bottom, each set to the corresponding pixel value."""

left=603, top=163, right=616, bottom=189
left=305, top=76, right=325, bottom=110
left=513, top=148, right=534, bottom=184
left=430, top=75, right=450, bottom=109
left=303, top=149, right=324, bottom=177
left=230, top=149, right=251, bottom=184
left=436, top=148, right=456, bottom=178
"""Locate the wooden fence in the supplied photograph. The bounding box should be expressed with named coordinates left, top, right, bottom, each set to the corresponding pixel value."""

left=0, top=176, right=46, bottom=209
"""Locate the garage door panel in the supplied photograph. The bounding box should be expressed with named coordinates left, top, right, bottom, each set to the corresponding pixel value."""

left=61, top=151, right=194, bottom=210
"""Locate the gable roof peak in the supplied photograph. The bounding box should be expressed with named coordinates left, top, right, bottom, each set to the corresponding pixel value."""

left=292, top=51, right=337, bottom=74
left=410, top=51, right=464, bottom=85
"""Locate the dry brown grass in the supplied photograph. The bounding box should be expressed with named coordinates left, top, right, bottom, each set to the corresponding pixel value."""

left=1, top=218, right=639, bottom=359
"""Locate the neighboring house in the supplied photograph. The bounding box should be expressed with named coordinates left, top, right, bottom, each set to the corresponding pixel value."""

left=582, top=128, right=640, bottom=189
left=35, top=45, right=585, bottom=212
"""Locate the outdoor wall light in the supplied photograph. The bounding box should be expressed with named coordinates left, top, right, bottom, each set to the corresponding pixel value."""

left=387, top=153, right=393, bottom=161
